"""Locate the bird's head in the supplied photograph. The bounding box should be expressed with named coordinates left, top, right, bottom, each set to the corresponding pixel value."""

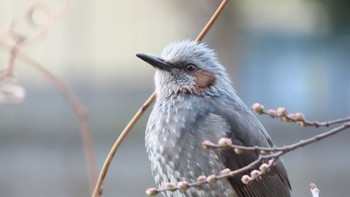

left=137, top=40, right=233, bottom=99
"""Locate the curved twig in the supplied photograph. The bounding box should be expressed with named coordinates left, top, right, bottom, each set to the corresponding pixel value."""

left=91, top=0, right=230, bottom=196
left=0, top=42, right=98, bottom=191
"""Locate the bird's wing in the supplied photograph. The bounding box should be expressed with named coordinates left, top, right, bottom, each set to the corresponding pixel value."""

left=206, top=103, right=291, bottom=197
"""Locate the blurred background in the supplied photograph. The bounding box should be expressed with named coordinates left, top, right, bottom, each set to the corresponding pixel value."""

left=1, top=0, right=350, bottom=196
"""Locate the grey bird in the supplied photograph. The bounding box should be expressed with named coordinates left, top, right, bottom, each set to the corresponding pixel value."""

left=136, top=40, right=291, bottom=197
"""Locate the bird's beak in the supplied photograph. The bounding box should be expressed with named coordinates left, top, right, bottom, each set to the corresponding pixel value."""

left=136, top=53, right=173, bottom=72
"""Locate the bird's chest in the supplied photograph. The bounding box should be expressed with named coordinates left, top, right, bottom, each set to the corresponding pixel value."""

left=146, top=98, right=201, bottom=178
left=146, top=98, right=196, bottom=166
left=145, top=97, right=234, bottom=196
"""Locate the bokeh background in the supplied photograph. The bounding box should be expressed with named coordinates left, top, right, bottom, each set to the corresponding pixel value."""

left=1, top=0, right=350, bottom=196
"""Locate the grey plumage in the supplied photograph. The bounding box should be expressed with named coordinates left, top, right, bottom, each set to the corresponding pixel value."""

left=137, top=40, right=291, bottom=197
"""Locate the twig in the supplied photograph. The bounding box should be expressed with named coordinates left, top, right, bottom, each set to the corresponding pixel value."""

left=0, top=0, right=97, bottom=192
left=252, top=103, right=350, bottom=127
left=91, top=0, right=230, bottom=196
left=23, top=0, right=73, bottom=47
left=0, top=37, right=25, bottom=82
left=0, top=42, right=98, bottom=191
left=147, top=122, right=350, bottom=195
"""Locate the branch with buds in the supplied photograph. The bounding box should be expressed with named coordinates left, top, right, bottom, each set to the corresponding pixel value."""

left=145, top=104, right=349, bottom=196
left=251, top=103, right=350, bottom=127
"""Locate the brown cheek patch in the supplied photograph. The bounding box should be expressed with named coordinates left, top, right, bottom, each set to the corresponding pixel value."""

left=194, top=70, right=216, bottom=89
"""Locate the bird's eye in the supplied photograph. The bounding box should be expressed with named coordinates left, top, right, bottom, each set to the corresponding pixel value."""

left=186, top=64, right=196, bottom=72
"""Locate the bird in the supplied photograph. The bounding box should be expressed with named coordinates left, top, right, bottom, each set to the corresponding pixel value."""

left=136, top=40, right=291, bottom=197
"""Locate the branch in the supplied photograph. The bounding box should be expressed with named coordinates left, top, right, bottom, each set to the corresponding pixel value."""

left=145, top=121, right=350, bottom=195
left=0, top=0, right=97, bottom=192
left=252, top=103, right=350, bottom=127
left=92, top=1, right=230, bottom=196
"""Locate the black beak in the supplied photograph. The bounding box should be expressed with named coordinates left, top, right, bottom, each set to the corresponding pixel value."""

left=136, top=53, right=173, bottom=71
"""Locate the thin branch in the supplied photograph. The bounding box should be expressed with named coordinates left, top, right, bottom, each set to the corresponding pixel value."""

left=0, top=0, right=97, bottom=192
left=23, top=0, right=73, bottom=47
left=252, top=103, right=350, bottom=127
left=92, top=0, right=231, bottom=196
left=0, top=42, right=98, bottom=191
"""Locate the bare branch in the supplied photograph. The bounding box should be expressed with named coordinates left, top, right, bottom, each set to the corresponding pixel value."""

left=0, top=0, right=97, bottom=192
left=92, top=1, right=231, bottom=196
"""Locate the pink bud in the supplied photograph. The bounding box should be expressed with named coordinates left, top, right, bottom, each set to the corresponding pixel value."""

left=234, top=148, right=243, bottom=154
left=206, top=175, right=217, bottom=184
left=259, top=163, right=269, bottom=173
left=260, top=150, right=268, bottom=155
left=177, top=181, right=189, bottom=191
left=250, top=170, right=261, bottom=178
left=252, top=103, right=264, bottom=114
left=294, top=112, right=305, bottom=121
left=218, top=137, right=232, bottom=147
left=197, top=175, right=206, bottom=182
left=277, top=107, right=287, bottom=117
left=288, top=113, right=296, bottom=120
left=164, top=182, right=176, bottom=191
left=145, top=188, right=159, bottom=196
left=267, top=109, right=277, bottom=117
left=241, top=175, right=252, bottom=184
left=220, top=168, right=231, bottom=175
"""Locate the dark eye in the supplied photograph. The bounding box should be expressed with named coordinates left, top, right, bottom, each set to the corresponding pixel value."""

left=186, top=64, right=196, bottom=72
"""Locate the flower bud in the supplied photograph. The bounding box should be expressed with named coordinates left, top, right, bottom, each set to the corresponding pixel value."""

left=294, top=112, right=305, bottom=121
left=218, top=138, right=232, bottom=147
left=250, top=170, right=261, bottom=179
left=220, top=168, right=231, bottom=175
left=164, top=182, right=176, bottom=191
left=177, top=181, right=189, bottom=191
left=277, top=107, right=287, bottom=117
left=288, top=113, right=296, bottom=120
left=234, top=148, right=243, bottom=154
left=241, top=175, right=252, bottom=184
left=146, top=188, right=159, bottom=196
left=197, top=175, right=206, bottom=182
left=267, top=109, right=277, bottom=117
left=259, top=163, right=269, bottom=173
left=260, top=150, right=268, bottom=155
left=252, top=103, right=264, bottom=114
left=207, top=175, right=217, bottom=184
